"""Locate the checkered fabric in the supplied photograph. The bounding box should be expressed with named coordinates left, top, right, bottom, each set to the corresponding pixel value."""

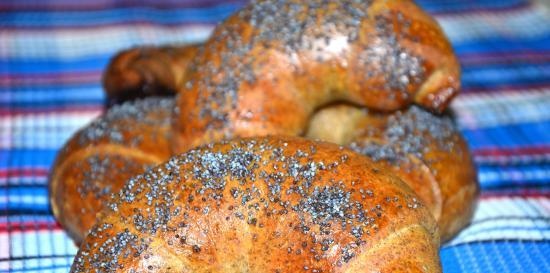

left=1, top=0, right=549, bottom=272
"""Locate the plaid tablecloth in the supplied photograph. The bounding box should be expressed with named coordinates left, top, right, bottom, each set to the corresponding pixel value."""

left=1, top=0, right=549, bottom=272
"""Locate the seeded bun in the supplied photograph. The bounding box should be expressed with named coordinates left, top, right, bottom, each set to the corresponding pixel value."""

left=173, top=0, right=460, bottom=153
left=49, top=98, right=174, bottom=243
left=307, top=105, right=479, bottom=242
left=71, top=136, right=441, bottom=273
left=55, top=1, right=473, bottom=270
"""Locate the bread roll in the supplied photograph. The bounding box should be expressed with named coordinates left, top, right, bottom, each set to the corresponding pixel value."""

left=71, top=136, right=441, bottom=273
left=49, top=98, right=174, bottom=243
left=307, top=105, right=479, bottom=242
left=174, top=0, right=460, bottom=153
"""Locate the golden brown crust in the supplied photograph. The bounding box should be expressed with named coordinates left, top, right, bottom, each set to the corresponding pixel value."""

left=173, top=0, right=460, bottom=153
left=57, top=1, right=468, bottom=268
left=103, top=44, right=200, bottom=106
left=49, top=98, right=174, bottom=243
left=71, top=136, right=440, bottom=273
left=307, top=105, right=479, bottom=242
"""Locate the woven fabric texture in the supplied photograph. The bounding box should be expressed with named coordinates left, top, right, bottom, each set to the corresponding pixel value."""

left=0, top=0, right=549, bottom=272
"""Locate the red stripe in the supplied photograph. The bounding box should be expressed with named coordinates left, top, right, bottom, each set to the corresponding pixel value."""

left=0, top=169, right=49, bottom=178
left=481, top=191, right=550, bottom=199
left=459, top=52, right=550, bottom=65
left=0, top=221, right=62, bottom=232
left=0, top=72, right=100, bottom=87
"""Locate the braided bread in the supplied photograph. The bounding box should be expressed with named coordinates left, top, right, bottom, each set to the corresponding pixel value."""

left=173, top=0, right=460, bottom=152
left=71, top=137, right=441, bottom=273
left=49, top=98, right=174, bottom=243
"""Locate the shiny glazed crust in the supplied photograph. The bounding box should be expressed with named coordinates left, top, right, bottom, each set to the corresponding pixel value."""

left=307, top=105, right=479, bottom=242
left=49, top=98, right=174, bottom=243
left=173, top=0, right=460, bottom=153
left=71, top=136, right=441, bottom=273
left=103, top=44, right=200, bottom=106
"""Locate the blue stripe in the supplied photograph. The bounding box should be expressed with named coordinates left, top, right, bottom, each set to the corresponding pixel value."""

left=0, top=149, right=59, bottom=169
left=0, top=215, right=57, bottom=224
left=0, top=4, right=240, bottom=27
left=0, top=84, right=104, bottom=108
left=461, top=121, right=550, bottom=149
left=1, top=99, right=103, bottom=109
left=416, top=0, right=528, bottom=13
left=479, top=164, right=550, bottom=189
left=453, top=36, right=550, bottom=54
left=461, top=63, right=550, bottom=90
left=2, top=187, right=50, bottom=213
left=441, top=241, right=550, bottom=273
left=0, top=57, right=109, bottom=74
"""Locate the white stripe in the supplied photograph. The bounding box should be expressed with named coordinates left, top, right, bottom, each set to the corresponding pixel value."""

left=0, top=111, right=100, bottom=149
left=479, top=169, right=550, bottom=184
left=475, top=154, right=550, bottom=165
left=8, top=230, right=77, bottom=257
left=1, top=230, right=77, bottom=272
left=0, top=4, right=548, bottom=59
left=0, top=194, right=49, bottom=207
left=0, top=233, right=8, bottom=261
left=0, top=260, right=71, bottom=273
left=0, top=176, right=47, bottom=186
left=0, top=25, right=214, bottom=59
left=0, top=86, right=103, bottom=104
left=436, top=2, right=550, bottom=43
left=445, top=197, right=550, bottom=247
left=451, top=88, right=550, bottom=129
